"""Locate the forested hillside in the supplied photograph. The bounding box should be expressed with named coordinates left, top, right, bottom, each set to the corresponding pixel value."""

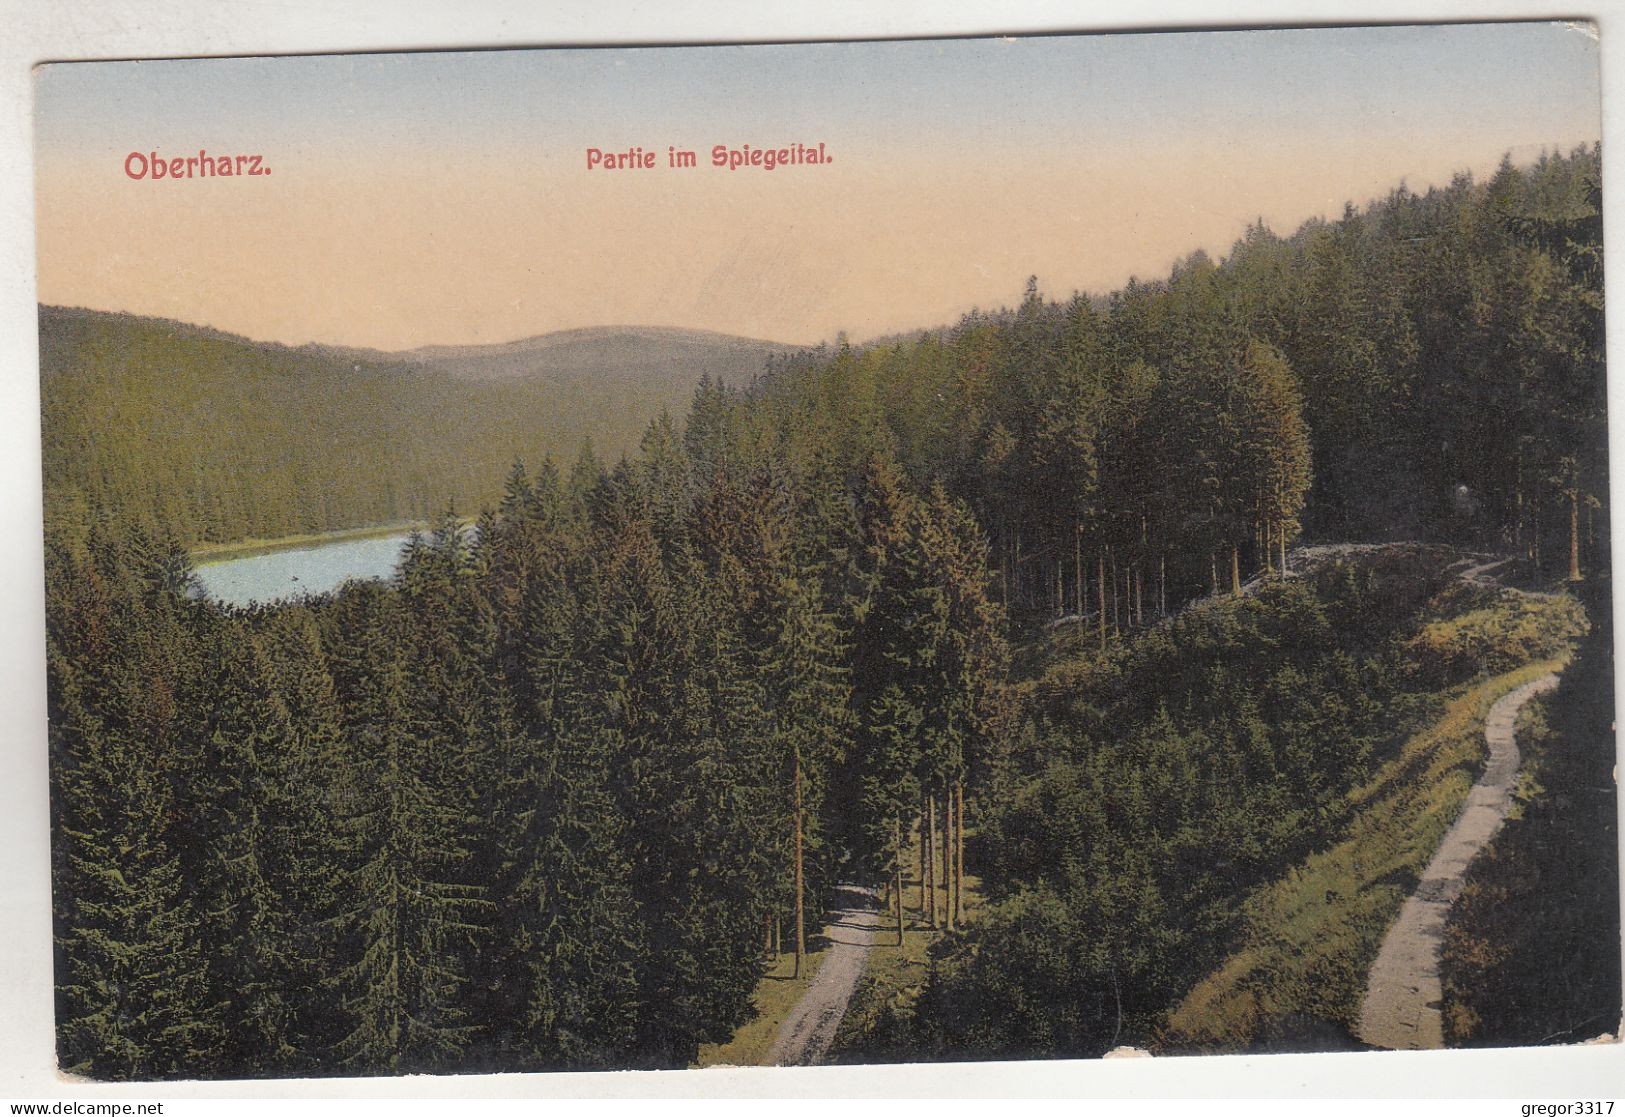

left=826, top=549, right=1584, bottom=1061
left=38, top=307, right=794, bottom=545
left=748, top=146, right=1604, bottom=623
left=44, top=146, right=1612, bottom=1078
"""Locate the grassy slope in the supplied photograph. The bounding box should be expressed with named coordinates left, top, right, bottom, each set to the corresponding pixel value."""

left=1163, top=656, right=1567, bottom=1051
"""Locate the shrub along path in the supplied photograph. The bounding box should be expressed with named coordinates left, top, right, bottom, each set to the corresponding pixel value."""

left=1355, top=672, right=1561, bottom=1049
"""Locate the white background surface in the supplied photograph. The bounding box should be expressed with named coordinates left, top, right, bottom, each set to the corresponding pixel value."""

left=2, top=0, right=1623, bottom=1101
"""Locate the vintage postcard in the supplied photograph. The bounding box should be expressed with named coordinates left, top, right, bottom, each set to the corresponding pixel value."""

left=31, top=23, right=1618, bottom=1083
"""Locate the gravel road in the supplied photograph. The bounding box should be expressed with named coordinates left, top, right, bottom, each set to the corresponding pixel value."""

left=766, top=884, right=883, bottom=1066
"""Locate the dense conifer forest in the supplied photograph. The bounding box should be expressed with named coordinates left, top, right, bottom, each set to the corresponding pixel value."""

left=45, top=146, right=1614, bottom=1078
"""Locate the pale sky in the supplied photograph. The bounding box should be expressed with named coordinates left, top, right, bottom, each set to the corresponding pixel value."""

left=32, top=23, right=1601, bottom=349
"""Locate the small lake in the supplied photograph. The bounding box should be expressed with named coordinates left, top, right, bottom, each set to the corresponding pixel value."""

left=193, top=531, right=416, bottom=607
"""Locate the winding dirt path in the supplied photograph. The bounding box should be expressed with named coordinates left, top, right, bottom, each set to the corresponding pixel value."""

left=766, top=884, right=882, bottom=1066
left=1355, top=672, right=1561, bottom=1049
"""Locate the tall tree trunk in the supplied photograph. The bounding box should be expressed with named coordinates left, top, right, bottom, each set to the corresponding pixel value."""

left=1278, top=518, right=1288, bottom=577
left=942, top=778, right=955, bottom=932
left=1137, top=515, right=1148, bottom=624
left=1074, top=520, right=1084, bottom=617
left=1230, top=544, right=1241, bottom=595
left=894, top=818, right=904, bottom=946
left=954, top=780, right=965, bottom=926
left=1515, top=449, right=1525, bottom=553
left=1014, top=528, right=1023, bottom=612
left=764, top=914, right=773, bottom=959
left=1569, top=487, right=1582, bottom=581
left=793, top=747, right=806, bottom=977
left=1097, top=550, right=1107, bottom=653
left=1109, top=547, right=1119, bottom=633
left=925, top=794, right=937, bottom=928
left=942, top=803, right=951, bottom=933
left=1159, top=553, right=1167, bottom=617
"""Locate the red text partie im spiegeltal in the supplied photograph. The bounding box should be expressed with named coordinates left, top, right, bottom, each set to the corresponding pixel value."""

left=585, top=143, right=832, bottom=171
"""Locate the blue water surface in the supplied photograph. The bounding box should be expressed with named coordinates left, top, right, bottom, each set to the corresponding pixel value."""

left=193, top=531, right=415, bottom=607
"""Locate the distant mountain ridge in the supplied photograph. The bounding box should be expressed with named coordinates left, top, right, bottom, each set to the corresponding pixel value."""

left=38, top=305, right=802, bottom=545
left=298, top=323, right=799, bottom=384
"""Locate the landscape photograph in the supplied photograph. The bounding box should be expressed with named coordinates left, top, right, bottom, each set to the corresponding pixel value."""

left=30, top=23, right=1620, bottom=1082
